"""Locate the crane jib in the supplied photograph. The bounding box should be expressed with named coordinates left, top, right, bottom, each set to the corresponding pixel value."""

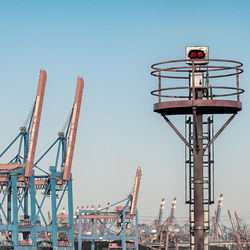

left=62, top=77, right=84, bottom=181
left=24, top=70, right=47, bottom=177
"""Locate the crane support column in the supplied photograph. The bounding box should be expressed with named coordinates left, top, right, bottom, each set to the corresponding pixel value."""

left=50, top=166, right=58, bottom=247
left=11, top=174, right=18, bottom=248
left=67, top=177, right=74, bottom=245
left=30, top=175, right=37, bottom=246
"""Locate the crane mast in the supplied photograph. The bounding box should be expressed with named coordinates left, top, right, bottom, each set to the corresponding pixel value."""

left=170, top=197, right=177, bottom=219
left=25, top=70, right=47, bottom=177
left=158, top=198, right=165, bottom=227
left=216, top=194, right=223, bottom=237
left=130, top=167, right=142, bottom=216
left=62, top=77, right=84, bottom=181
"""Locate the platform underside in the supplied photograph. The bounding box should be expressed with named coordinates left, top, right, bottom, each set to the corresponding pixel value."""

left=154, top=100, right=242, bottom=115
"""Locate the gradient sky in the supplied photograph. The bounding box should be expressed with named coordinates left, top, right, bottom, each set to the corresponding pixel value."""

left=0, top=0, right=250, bottom=224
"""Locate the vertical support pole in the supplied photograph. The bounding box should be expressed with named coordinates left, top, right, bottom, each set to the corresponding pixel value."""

left=192, top=61, right=195, bottom=101
left=236, top=69, right=239, bottom=101
left=23, top=131, right=30, bottom=241
left=193, top=109, right=204, bottom=250
left=135, top=210, right=139, bottom=250
left=24, top=189, right=28, bottom=219
left=91, top=219, right=95, bottom=250
left=11, top=174, right=19, bottom=248
left=158, top=71, right=162, bottom=103
left=50, top=166, right=58, bottom=248
left=165, top=232, right=169, bottom=250
left=122, top=208, right=126, bottom=250
left=61, top=138, right=67, bottom=170
left=68, top=177, right=74, bottom=246
left=78, top=211, right=82, bottom=250
left=7, top=190, right=11, bottom=223
left=30, top=175, right=37, bottom=246
left=23, top=187, right=29, bottom=240
left=91, top=240, right=95, bottom=250
left=24, top=132, right=29, bottom=162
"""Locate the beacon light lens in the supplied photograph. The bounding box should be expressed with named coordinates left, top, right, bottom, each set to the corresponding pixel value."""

left=190, top=52, right=197, bottom=58
left=198, top=51, right=205, bottom=58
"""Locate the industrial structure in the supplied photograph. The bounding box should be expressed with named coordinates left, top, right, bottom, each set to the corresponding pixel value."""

left=0, top=50, right=247, bottom=250
left=77, top=167, right=142, bottom=250
left=138, top=197, right=184, bottom=249
left=0, top=70, right=84, bottom=249
left=150, top=46, right=244, bottom=249
left=138, top=194, right=250, bottom=250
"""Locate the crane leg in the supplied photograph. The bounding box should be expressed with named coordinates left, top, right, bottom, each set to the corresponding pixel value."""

left=68, top=178, right=74, bottom=246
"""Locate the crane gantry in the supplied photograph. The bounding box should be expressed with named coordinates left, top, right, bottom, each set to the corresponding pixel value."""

left=0, top=71, right=84, bottom=249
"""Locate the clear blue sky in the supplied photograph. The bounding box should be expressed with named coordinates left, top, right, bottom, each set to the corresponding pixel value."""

left=0, top=0, right=249, bottom=223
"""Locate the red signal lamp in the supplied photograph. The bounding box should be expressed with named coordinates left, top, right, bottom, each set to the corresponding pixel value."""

left=198, top=51, right=205, bottom=58
left=188, top=50, right=205, bottom=59
left=186, top=46, right=209, bottom=65
left=190, top=52, right=197, bottom=58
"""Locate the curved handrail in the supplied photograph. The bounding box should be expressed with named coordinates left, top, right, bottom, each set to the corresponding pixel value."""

left=151, top=59, right=243, bottom=79
left=150, top=58, right=244, bottom=103
left=151, top=86, right=244, bottom=99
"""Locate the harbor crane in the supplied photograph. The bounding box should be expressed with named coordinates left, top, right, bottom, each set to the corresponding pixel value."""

left=0, top=71, right=84, bottom=249
left=78, top=167, right=142, bottom=250
left=34, top=77, right=84, bottom=248
left=0, top=70, right=47, bottom=248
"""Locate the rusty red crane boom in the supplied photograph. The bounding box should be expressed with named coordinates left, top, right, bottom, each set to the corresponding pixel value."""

left=130, top=167, right=142, bottom=216
left=25, top=70, right=47, bottom=177
left=62, top=77, right=84, bottom=181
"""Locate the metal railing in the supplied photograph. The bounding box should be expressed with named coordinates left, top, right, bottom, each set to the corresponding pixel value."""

left=151, top=59, right=244, bottom=103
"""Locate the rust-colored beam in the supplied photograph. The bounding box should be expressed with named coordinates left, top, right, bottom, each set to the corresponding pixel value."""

left=114, top=206, right=131, bottom=211
left=62, top=77, right=84, bottom=181
left=130, top=167, right=142, bottom=215
left=83, top=214, right=134, bottom=219
left=25, top=70, right=47, bottom=177
left=48, top=211, right=52, bottom=224
left=0, top=164, right=22, bottom=170
left=35, top=180, right=48, bottom=185
left=0, top=177, right=8, bottom=182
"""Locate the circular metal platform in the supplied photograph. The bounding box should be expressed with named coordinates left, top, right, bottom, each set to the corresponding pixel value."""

left=154, top=99, right=242, bottom=115
left=151, top=59, right=244, bottom=116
